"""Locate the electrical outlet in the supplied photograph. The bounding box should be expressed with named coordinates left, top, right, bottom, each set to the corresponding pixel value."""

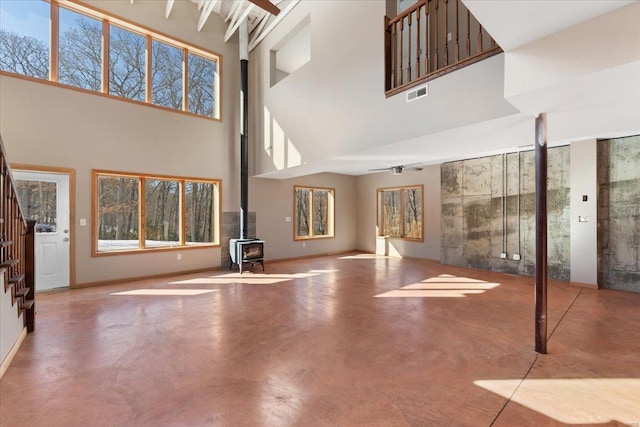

left=177, top=253, right=182, bottom=260
left=513, top=253, right=521, bottom=261
left=285, top=216, right=292, bottom=223
left=500, top=252, right=507, bottom=259
left=302, top=242, right=306, bottom=248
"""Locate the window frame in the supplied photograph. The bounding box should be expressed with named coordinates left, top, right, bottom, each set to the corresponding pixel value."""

left=293, top=185, right=335, bottom=241
left=0, top=0, right=221, bottom=121
left=92, top=169, right=221, bottom=256
left=376, top=185, right=424, bottom=241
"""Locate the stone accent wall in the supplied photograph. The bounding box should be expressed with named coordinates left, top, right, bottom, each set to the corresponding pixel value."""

left=221, top=212, right=256, bottom=269
left=597, top=135, right=640, bottom=292
left=441, top=147, right=570, bottom=281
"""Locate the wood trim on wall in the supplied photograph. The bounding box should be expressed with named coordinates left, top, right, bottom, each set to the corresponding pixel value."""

left=10, top=164, right=77, bottom=288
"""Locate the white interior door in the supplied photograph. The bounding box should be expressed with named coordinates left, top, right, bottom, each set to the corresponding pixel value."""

left=14, top=171, right=70, bottom=291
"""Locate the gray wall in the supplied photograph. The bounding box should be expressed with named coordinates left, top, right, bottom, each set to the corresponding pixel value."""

left=441, top=147, right=571, bottom=281
left=598, top=135, right=640, bottom=292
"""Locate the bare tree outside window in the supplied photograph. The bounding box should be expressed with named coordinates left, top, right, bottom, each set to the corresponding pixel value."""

left=15, top=180, right=57, bottom=231
left=58, top=8, right=102, bottom=91
left=295, top=187, right=334, bottom=239
left=145, top=179, right=180, bottom=248
left=0, top=0, right=219, bottom=118
left=378, top=186, right=423, bottom=239
left=109, top=25, right=145, bottom=101
left=152, top=40, right=183, bottom=110
left=185, top=182, right=214, bottom=245
left=97, top=175, right=140, bottom=251
left=188, top=52, right=216, bottom=117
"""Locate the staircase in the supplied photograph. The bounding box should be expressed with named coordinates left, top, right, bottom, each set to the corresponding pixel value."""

left=0, top=134, right=36, bottom=333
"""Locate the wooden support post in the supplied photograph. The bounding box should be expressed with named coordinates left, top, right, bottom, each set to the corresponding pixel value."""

left=535, top=113, right=548, bottom=354
left=25, top=220, right=36, bottom=333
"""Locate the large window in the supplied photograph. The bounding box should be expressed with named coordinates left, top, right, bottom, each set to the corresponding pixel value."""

left=0, top=0, right=50, bottom=79
left=93, top=170, right=220, bottom=254
left=0, top=0, right=220, bottom=120
left=377, top=185, right=423, bottom=240
left=294, top=186, right=334, bottom=240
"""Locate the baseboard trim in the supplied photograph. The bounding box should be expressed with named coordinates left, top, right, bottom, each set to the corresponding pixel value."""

left=570, top=281, right=598, bottom=290
left=74, top=267, right=220, bottom=289
left=0, top=327, right=27, bottom=379
left=265, top=250, right=362, bottom=264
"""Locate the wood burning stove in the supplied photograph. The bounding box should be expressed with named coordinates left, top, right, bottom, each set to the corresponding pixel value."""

left=229, top=238, right=264, bottom=274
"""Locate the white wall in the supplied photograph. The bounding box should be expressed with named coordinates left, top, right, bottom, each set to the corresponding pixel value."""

left=1, top=271, right=24, bottom=374
left=356, top=165, right=441, bottom=260
left=504, top=3, right=640, bottom=143
left=570, top=139, right=598, bottom=285
left=249, top=0, right=518, bottom=177
left=250, top=173, right=357, bottom=261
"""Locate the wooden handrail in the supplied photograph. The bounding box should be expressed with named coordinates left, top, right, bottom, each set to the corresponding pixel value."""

left=0, top=133, right=36, bottom=332
left=385, top=0, right=503, bottom=96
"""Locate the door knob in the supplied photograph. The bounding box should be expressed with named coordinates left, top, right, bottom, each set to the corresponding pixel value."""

left=63, top=237, right=70, bottom=242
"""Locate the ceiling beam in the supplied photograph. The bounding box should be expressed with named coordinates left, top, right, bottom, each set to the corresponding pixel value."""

left=248, top=0, right=280, bottom=16
left=197, top=0, right=219, bottom=32
left=226, top=0, right=244, bottom=23
left=165, top=0, right=175, bottom=19
left=249, top=0, right=299, bottom=51
left=225, top=3, right=255, bottom=42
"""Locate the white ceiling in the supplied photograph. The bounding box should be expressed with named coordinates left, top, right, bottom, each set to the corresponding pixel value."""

left=462, top=0, right=636, bottom=51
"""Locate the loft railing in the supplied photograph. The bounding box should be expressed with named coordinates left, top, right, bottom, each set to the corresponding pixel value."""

left=385, top=0, right=502, bottom=97
left=0, top=134, right=36, bottom=332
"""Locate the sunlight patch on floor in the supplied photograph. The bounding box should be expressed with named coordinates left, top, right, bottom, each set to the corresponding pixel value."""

left=375, top=274, right=501, bottom=298
left=111, top=289, right=219, bottom=296
left=169, top=272, right=322, bottom=286
left=475, top=378, right=640, bottom=424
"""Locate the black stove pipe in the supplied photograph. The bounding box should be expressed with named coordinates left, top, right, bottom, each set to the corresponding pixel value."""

left=240, top=58, right=249, bottom=240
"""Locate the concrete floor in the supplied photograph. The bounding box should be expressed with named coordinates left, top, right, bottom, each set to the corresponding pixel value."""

left=1, top=253, right=639, bottom=426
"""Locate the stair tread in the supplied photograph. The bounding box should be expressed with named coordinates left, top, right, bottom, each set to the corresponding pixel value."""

left=9, top=273, right=25, bottom=284
left=14, top=287, right=29, bottom=298
left=21, top=299, right=35, bottom=310
left=0, top=259, right=19, bottom=268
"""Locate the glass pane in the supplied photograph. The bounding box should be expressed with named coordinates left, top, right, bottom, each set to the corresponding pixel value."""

left=58, top=7, right=101, bottom=90
left=188, top=52, right=216, bottom=117
left=0, top=0, right=50, bottom=79
left=295, top=189, right=310, bottom=238
left=151, top=40, right=183, bottom=110
left=185, top=181, right=214, bottom=245
left=109, top=25, right=145, bottom=101
left=16, top=180, right=57, bottom=233
left=403, top=188, right=422, bottom=239
left=97, top=175, right=139, bottom=251
left=145, top=179, right=179, bottom=248
left=381, top=190, right=401, bottom=237
left=312, top=190, right=329, bottom=236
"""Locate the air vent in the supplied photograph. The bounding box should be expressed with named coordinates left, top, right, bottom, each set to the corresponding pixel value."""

left=406, top=84, right=428, bottom=103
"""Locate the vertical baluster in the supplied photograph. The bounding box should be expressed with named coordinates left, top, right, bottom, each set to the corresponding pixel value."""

left=434, top=0, right=439, bottom=71
left=425, top=2, right=430, bottom=74
left=407, top=13, right=412, bottom=82
left=391, top=21, right=397, bottom=89
left=454, top=0, right=459, bottom=62
left=416, top=8, right=420, bottom=79
left=466, top=9, right=471, bottom=57
left=399, top=17, right=404, bottom=85
left=477, top=16, right=483, bottom=52
left=444, top=0, right=449, bottom=66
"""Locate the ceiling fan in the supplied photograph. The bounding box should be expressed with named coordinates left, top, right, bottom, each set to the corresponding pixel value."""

left=369, top=164, right=424, bottom=175
left=248, top=0, right=281, bottom=15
